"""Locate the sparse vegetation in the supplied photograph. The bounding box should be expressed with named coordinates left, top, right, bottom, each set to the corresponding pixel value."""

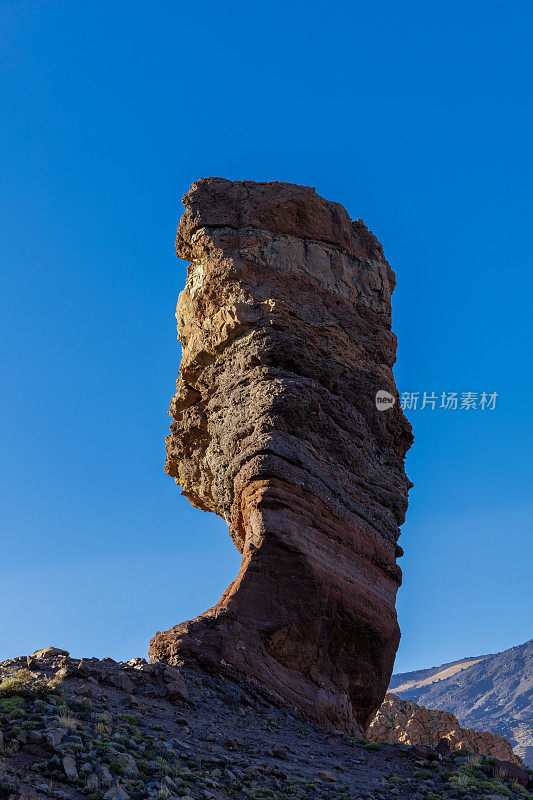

left=363, top=741, right=382, bottom=751
left=0, top=778, right=17, bottom=800
left=96, top=721, right=109, bottom=736
left=0, top=655, right=530, bottom=800
left=0, top=695, right=25, bottom=715
left=0, top=668, right=61, bottom=699
left=108, top=757, right=126, bottom=775
left=58, top=713, right=78, bottom=729
left=118, top=712, right=139, bottom=724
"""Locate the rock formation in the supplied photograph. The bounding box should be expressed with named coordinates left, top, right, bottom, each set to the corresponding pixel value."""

left=369, top=694, right=524, bottom=765
left=390, top=639, right=533, bottom=766
left=149, top=178, right=413, bottom=734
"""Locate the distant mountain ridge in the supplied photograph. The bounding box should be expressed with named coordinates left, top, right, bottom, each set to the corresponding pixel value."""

left=391, top=639, right=533, bottom=766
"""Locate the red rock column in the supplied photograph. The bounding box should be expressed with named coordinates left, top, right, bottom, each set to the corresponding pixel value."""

left=149, top=178, right=413, bottom=733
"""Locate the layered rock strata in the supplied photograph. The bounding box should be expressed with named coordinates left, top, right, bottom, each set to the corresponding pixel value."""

left=369, top=694, right=523, bottom=765
left=149, top=178, right=413, bottom=733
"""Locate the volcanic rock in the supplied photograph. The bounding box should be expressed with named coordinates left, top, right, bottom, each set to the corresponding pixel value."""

left=390, top=638, right=533, bottom=766
left=149, top=178, right=413, bottom=733
left=368, top=693, right=523, bottom=764
left=31, top=646, right=70, bottom=659
left=1, top=651, right=526, bottom=799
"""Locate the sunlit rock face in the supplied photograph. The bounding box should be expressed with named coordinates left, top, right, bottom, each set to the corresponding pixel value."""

left=149, top=178, right=413, bottom=734
left=369, top=694, right=524, bottom=765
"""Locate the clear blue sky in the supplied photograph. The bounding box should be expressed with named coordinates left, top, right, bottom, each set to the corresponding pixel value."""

left=1, top=1, right=532, bottom=673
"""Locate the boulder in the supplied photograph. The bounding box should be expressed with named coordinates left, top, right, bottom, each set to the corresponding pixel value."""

left=44, top=728, right=67, bottom=748
left=103, top=787, right=129, bottom=800
left=62, top=754, right=78, bottom=780
left=494, top=759, right=529, bottom=787
left=435, top=737, right=451, bottom=756
left=166, top=679, right=189, bottom=702
left=30, top=646, right=70, bottom=659
left=96, top=763, right=113, bottom=786
left=118, top=753, right=138, bottom=776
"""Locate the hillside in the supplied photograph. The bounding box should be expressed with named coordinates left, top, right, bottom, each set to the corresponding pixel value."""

left=1, top=648, right=533, bottom=800
left=391, top=640, right=533, bottom=766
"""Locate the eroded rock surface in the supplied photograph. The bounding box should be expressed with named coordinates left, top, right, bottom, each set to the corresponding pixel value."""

left=149, top=178, right=413, bottom=734
left=390, top=639, right=533, bottom=767
left=369, top=693, right=524, bottom=765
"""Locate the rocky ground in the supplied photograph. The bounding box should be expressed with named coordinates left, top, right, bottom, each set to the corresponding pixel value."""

left=1, top=649, right=532, bottom=800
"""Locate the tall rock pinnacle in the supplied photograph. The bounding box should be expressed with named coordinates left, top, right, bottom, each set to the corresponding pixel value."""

left=149, top=178, right=413, bottom=733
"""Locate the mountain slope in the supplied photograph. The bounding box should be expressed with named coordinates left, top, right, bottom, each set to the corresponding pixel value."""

left=4, top=648, right=532, bottom=800
left=391, top=639, right=533, bottom=765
